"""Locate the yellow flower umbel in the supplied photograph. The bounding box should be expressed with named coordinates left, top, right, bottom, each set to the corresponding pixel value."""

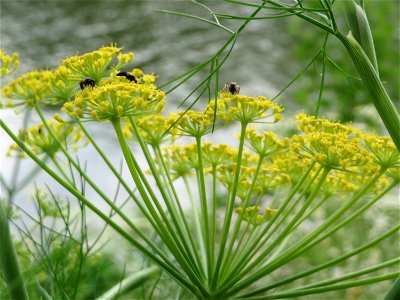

left=206, top=92, right=283, bottom=124
left=168, top=110, right=214, bottom=137
left=362, top=134, right=400, bottom=170
left=291, top=114, right=370, bottom=171
left=61, top=45, right=134, bottom=82
left=162, top=145, right=196, bottom=179
left=0, top=49, right=19, bottom=78
left=62, top=78, right=165, bottom=121
left=45, top=66, right=77, bottom=104
left=2, top=70, right=53, bottom=108
left=130, top=114, right=172, bottom=146
left=201, top=142, right=237, bottom=169
left=244, top=128, right=288, bottom=157
left=7, top=120, right=85, bottom=157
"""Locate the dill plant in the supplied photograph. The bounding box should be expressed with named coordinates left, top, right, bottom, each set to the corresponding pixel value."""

left=0, top=45, right=399, bottom=299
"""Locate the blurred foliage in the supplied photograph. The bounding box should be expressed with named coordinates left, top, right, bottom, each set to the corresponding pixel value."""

left=285, top=0, right=399, bottom=129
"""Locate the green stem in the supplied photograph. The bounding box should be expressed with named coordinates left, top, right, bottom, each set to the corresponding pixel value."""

left=113, top=119, right=207, bottom=294
left=225, top=168, right=385, bottom=296
left=0, top=202, right=29, bottom=300
left=249, top=272, right=400, bottom=299
left=211, top=121, right=248, bottom=289
left=222, top=167, right=329, bottom=293
left=154, top=145, right=205, bottom=279
left=220, top=154, right=264, bottom=276
left=195, top=136, right=212, bottom=282
left=218, top=162, right=317, bottom=290
left=242, top=224, right=400, bottom=296
left=336, top=32, right=400, bottom=151
left=78, top=122, right=161, bottom=235
left=184, top=175, right=207, bottom=272
left=128, top=119, right=205, bottom=281
left=0, top=120, right=201, bottom=297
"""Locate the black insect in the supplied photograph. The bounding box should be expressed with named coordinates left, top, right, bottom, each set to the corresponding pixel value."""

left=38, top=128, right=42, bottom=134
left=116, top=71, right=137, bottom=83
left=224, top=82, right=240, bottom=95
left=79, top=78, right=96, bottom=90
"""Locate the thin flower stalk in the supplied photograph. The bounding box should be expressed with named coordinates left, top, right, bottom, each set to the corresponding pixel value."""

left=0, top=120, right=200, bottom=296
left=212, top=121, right=248, bottom=289
left=112, top=119, right=207, bottom=291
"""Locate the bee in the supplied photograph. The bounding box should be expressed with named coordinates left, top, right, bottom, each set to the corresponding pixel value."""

left=79, top=78, right=96, bottom=90
left=224, top=82, right=240, bottom=95
left=116, top=71, right=137, bottom=83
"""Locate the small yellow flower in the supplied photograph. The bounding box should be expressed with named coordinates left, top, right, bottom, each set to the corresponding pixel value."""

left=168, top=110, right=214, bottom=137
left=362, top=134, right=399, bottom=169
left=291, top=115, right=371, bottom=170
left=61, top=44, right=133, bottom=82
left=162, top=145, right=196, bottom=179
left=62, top=79, right=165, bottom=121
left=2, top=70, right=53, bottom=108
left=134, top=114, right=172, bottom=146
left=201, top=142, right=237, bottom=167
left=244, top=128, right=288, bottom=156
left=8, top=120, right=85, bottom=157
left=206, top=92, right=283, bottom=124
left=0, top=49, right=20, bottom=78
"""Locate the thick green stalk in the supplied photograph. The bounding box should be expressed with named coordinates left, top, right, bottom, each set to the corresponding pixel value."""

left=385, top=277, right=400, bottom=300
left=336, top=32, right=400, bottom=151
left=0, top=202, right=29, bottom=300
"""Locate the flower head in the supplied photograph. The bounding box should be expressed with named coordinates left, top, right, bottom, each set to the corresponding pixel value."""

left=0, top=49, right=19, bottom=78
left=362, top=134, right=399, bottom=169
left=61, top=45, right=134, bottom=82
left=128, top=114, right=172, bottom=146
left=168, top=110, right=214, bottom=137
left=2, top=70, right=53, bottom=108
left=62, top=78, right=165, bottom=121
left=7, top=120, right=85, bottom=157
left=244, top=128, right=288, bottom=157
left=291, top=114, right=371, bottom=170
left=206, top=92, right=283, bottom=124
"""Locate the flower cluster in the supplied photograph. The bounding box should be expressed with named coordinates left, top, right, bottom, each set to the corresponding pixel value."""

left=62, top=78, right=165, bottom=121
left=291, top=115, right=371, bottom=170
left=7, top=120, right=85, bottom=157
left=2, top=70, right=53, bottom=108
left=206, top=92, right=283, bottom=124
left=60, top=44, right=134, bottom=82
left=0, top=49, right=19, bottom=78
left=168, top=110, right=214, bottom=137
left=244, top=128, right=288, bottom=157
